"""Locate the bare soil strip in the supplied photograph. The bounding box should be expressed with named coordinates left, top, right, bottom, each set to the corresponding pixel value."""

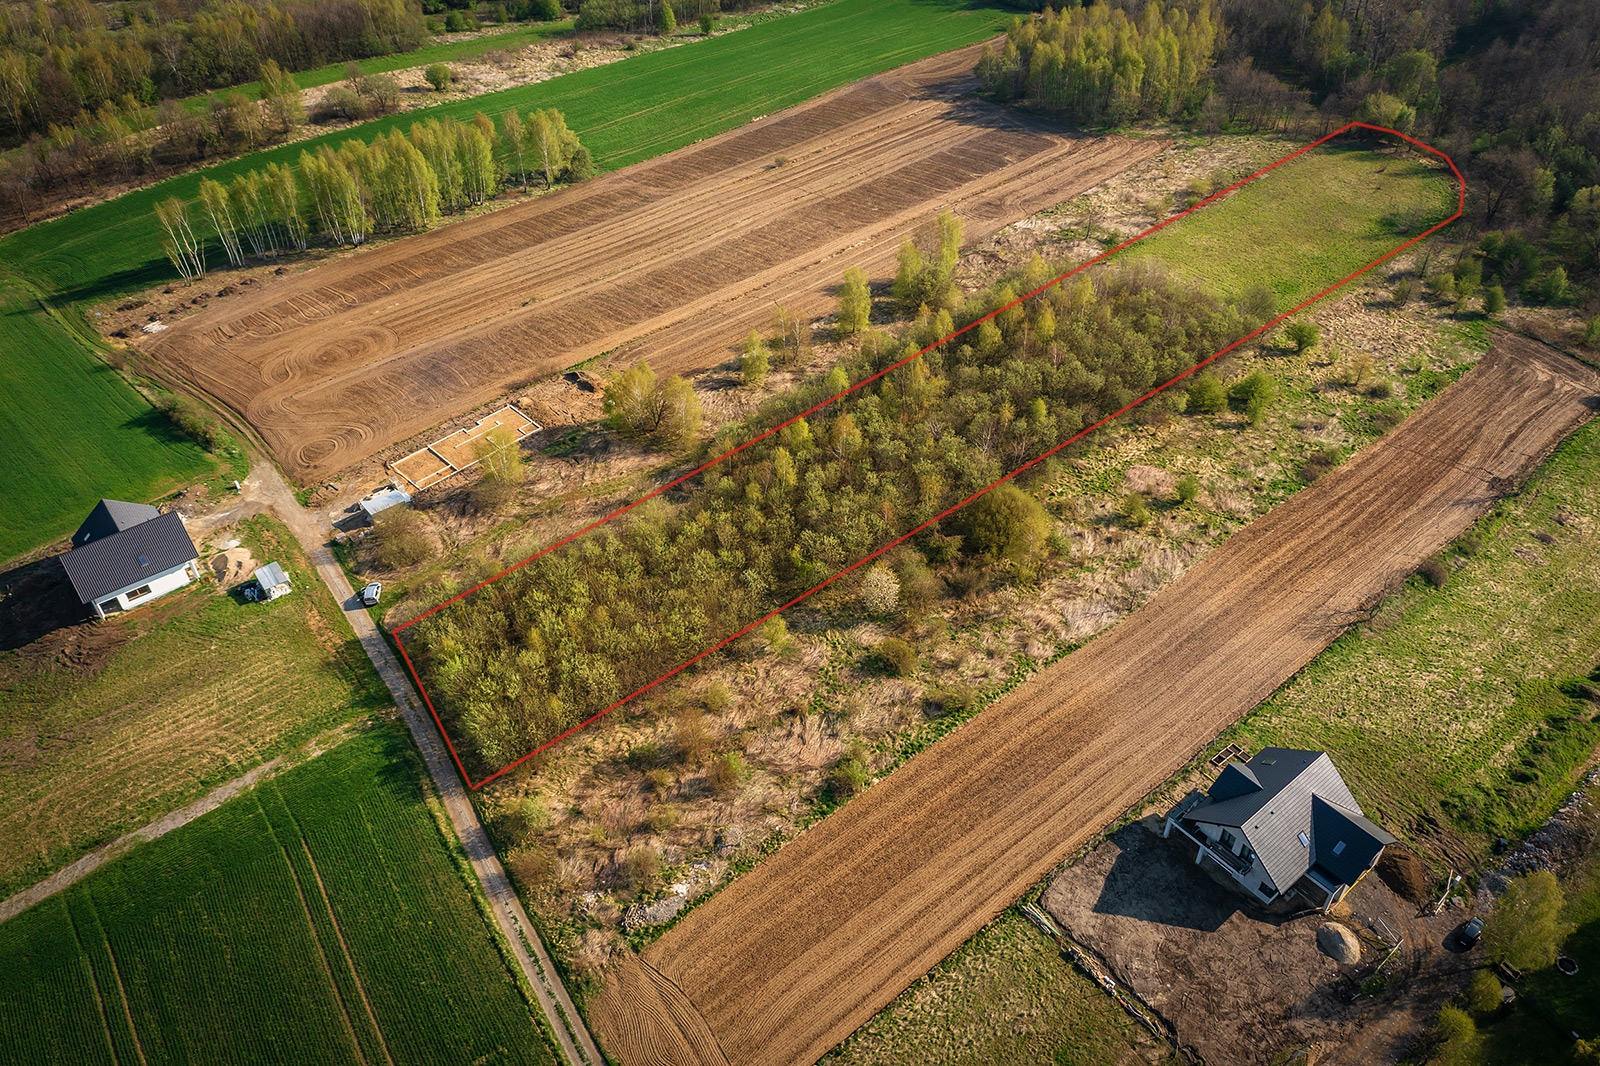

left=590, top=334, right=1600, bottom=1066
left=140, top=44, right=1160, bottom=483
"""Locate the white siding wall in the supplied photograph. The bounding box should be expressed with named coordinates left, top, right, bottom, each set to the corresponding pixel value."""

left=104, top=562, right=194, bottom=612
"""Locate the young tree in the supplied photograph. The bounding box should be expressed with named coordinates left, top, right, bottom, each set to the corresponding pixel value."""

left=659, top=0, right=676, bottom=34
left=1186, top=369, right=1228, bottom=413
left=229, top=169, right=279, bottom=257
left=1483, top=283, right=1506, bottom=316
left=258, top=59, right=304, bottom=134
left=154, top=196, right=205, bottom=279
left=1485, top=870, right=1571, bottom=972
left=740, top=330, right=769, bottom=385
left=500, top=109, right=528, bottom=188
left=472, top=425, right=523, bottom=512
left=198, top=177, right=244, bottom=266
left=837, top=265, right=871, bottom=335
left=264, top=161, right=307, bottom=252
left=604, top=361, right=661, bottom=437
left=424, top=63, right=453, bottom=92
left=1229, top=370, right=1279, bottom=424
left=526, top=107, right=580, bottom=187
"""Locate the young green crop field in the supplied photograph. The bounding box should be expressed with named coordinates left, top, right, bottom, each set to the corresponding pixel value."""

left=1119, top=142, right=1456, bottom=312
left=0, top=0, right=1011, bottom=305
left=0, top=277, right=215, bottom=565
left=0, top=726, right=557, bottom=1066
left=0, top=516, right=388, bottom=899
left=1221, top=415, right=1600, bottom=849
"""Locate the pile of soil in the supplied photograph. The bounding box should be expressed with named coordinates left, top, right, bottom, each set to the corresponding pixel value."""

left=1377, top=848, right=1433, bottom=908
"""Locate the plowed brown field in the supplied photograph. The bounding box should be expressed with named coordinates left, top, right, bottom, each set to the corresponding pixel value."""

left=139, top=44, right=1160, bottom=483
left=589, top=334, right=1600, bottom=1066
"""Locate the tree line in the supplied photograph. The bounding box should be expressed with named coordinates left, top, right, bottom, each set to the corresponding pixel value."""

left=153, top=106, right=588, bottom=278
left=0, top=0, right=428, bottom=147
left=977, top=0, right=1223, bottom=126
left=983, top=0, right=1600, bottom=324
left=406, top=222, right=1268, bottom=769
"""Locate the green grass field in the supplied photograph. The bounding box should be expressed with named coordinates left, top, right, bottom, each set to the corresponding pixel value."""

left=0, top=277, right=215, bottom=564
left=0, top=0, right=1010, bottom=305
left=822, top=909, right=1173, bottom=1066
left=1220, top=415, right=1600, bottom=848
left=0, top=516, right=389, bottom=898
left=0, top=726, right=556, bottom=1066
left=1120, top=142, right=1457, bottom=312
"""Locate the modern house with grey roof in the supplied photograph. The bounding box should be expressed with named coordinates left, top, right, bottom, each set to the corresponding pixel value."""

left=1163, top=748, right=1396, bottom=911
left=59, top=499, right=201, bottom=619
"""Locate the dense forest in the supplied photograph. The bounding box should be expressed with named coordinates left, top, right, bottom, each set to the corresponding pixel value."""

left=0, top=0, right=430, bottom=143
left=406, top=239, right=1259, bottom=769
left=982, top=0, right=1600, bottom=310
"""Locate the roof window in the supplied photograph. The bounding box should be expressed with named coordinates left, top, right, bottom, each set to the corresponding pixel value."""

left=1332, top=840, right=1346, bottom=856
left=1297, top=831, right=1309, bottom=847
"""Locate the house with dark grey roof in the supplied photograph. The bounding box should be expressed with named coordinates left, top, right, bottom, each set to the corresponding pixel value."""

left=1163, top=748, right=1396, bottom=911
left=59, top=499, right=201, bottom=619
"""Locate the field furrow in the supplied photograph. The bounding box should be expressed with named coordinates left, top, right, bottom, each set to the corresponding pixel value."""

left=141, top=45, right=1161, bottom=482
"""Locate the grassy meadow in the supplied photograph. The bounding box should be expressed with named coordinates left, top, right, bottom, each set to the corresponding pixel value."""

left=1220, top=414, right=1600, bottom=848
left=823, top=909, right=1172, bottom=1066
left=1120, top=142, right=1457, bottom=313
left=0, top=726, right=557, bottom=1066
left=0, top=516, right=389, bottom=898
left=0, top=277, right=215, bottom=564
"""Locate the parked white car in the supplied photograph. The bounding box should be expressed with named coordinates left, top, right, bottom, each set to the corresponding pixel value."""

left=360, top=582, right=382, bottom=607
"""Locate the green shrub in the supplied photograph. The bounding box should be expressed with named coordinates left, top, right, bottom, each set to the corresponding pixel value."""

left=957, top=483, right=1050, bottom=559
left=156, top=393, right=222, bottom=450
left=703, top=681, right=731, bottom=713
left=1120, top=492, right=1149, bottom=527
left=423, top=63, right=453, bottom=92
left=1418, top=556, right=1449, bottom=587
left=1482, top=283, right=1505, bottom=315
left=876, top=636, right=917, bottom=677
left=1392, top=277, right=1415, bottom=306
left=1367, top=379, right=1394, bottom=399
left=370, top=507, right=430, bottom=569
left=926, top=682, right=979, bottom=716
left=1186, top=370, right=1228, bottom=414
left=1284, top=319, right=1320, bottom=352
left=829, top=743, right=871, bottom=798
left=1229, top=370, right=1279, bottom=424
left=1175, top=474, right=1200, bottom=504
left=1484, top=870, right=1571, bottom=971
left=1463, top=969, right=1501, bottom=1016
left=740, top=330, right=770, bottom=385
left=699, top=12, right=715, bottom=34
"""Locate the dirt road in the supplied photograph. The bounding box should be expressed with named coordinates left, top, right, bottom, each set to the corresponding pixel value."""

left=140, top=44, right=1159, bottom=483
left=587, top=334, right=1600, bottom=1066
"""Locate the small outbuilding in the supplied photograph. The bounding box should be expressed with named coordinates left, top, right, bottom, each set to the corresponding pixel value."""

left=252, top=562, right=292, bottom=601
left=358, top=487, right=412, bottom=525
left=60, top=499, right=201, bottom=619
left=1163, top=748, right=1396, bottom=912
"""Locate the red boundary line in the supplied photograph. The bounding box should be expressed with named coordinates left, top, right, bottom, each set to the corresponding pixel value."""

left=392, top=122, right=1465, bottom=790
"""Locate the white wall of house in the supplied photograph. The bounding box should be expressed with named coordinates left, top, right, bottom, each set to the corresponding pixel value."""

left=93, top=560, right=198, bottom=618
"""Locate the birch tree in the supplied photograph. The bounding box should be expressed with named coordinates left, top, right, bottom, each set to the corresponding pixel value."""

left=198, top=176, right=244, bottom=266
left=154, top=196, right=204, bottom=280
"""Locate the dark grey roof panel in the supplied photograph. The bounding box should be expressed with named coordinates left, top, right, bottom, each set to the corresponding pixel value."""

left=1209, top=762, right=1263, bottom=801
left=72, top=498, right=160, bottom=547
left=60, top=511, right=198, bottom=604
left=1310, top=795, right=1397, bottom=886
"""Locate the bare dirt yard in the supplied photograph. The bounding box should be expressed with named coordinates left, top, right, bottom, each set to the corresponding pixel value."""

left=1041, top=819, right=1469, bottom=1066
left=586, top=333, right=1600, bottom=1066
left=138, top=43, right=1160, bottom=483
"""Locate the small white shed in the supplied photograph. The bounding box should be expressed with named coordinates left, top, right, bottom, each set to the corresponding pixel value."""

left=359, top=488, right=413, bottom=524
left=253, top=562, right=292, bottom=601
